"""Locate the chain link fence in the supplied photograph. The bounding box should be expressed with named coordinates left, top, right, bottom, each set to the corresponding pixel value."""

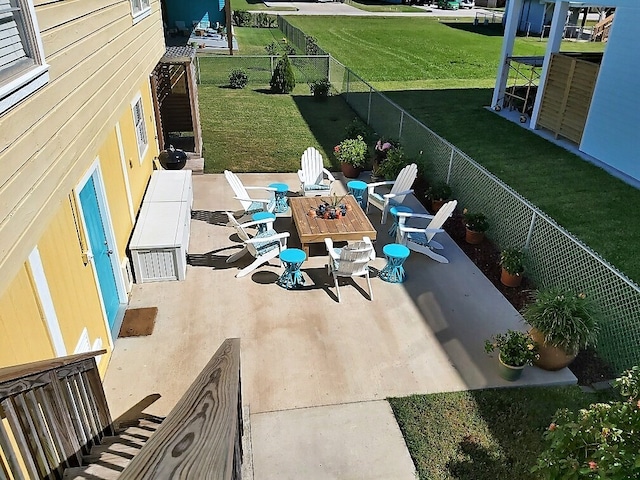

left=327, top=57, right=640, bottom=374
left=196, top=54, right=330, bottom=86
left=277, top=16, right=328, bottom=56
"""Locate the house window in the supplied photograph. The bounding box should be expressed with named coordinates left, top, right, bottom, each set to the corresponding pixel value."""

left=0, top=0, right=49, bottom=115
left=130, top=0, right=151, bottom=23
left=132, top=95, right=148, bottom=162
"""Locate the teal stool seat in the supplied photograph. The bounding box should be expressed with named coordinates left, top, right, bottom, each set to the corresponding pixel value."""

left=269, top=183, right=289, bottom=213
left=388, top=205, right=413, bottom=238
left=379, top=243, right=410, bottom=283
left=252, top=211, right=276, bottom=233
left=277, top=248, right=306, bottom=289
left=347, top=180, right=368, bottom=209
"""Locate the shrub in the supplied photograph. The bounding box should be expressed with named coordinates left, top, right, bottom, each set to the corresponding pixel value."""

left=377, top=146, right=408, bottom=180
left=533, top=366, right=640, bottom=479
left=232, top=10, right=252, bottom=26
left=255, top=12, right=275, bottom=28
left=270, top=55, right=296, bottom=94
left=345, top=118, right=368, bottom=140
left=283, top=43, right=296, bottom=55
left=229, top=69, right=248, bottom=89
left=265, top=41, right=278, bottom=55
left=309, top=78, right=331, bottom=100
left=305, top=35, right=320, bottom=55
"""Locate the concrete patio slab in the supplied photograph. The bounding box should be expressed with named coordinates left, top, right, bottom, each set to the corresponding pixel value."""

left=103, top=172, right=576, bottom=478
left=251, top=401, right=416, bottom=479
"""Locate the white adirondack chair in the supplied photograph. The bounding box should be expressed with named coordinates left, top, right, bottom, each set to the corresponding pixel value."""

left=225, top=212, right=290, bottom=278
left=366, top=163, right=418, bottom=224
left=224, top=170, right=275, bottom=217
left=396, top=200, right=457, bottom=264
left=325, top=237, right=376, bottom=302
left=297, top=147, right=336, bottom=196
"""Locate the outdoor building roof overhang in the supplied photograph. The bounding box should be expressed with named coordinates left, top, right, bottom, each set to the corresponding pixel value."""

left=536, top=0, right=637, bottom=7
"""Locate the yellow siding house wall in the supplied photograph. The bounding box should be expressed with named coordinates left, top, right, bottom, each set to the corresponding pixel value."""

left=0, top=0, right=165, bottom=374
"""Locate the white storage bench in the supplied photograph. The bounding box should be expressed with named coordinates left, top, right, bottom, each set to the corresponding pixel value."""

left=130, top=170, right=192, bottom=283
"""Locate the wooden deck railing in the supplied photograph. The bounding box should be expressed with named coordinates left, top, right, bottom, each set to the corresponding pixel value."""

left=119, top=338, right=242, bottom=479
left=0, top=350, right=114, bottom=479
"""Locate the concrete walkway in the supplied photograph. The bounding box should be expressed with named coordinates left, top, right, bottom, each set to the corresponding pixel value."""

left=258, top=2, right=493, bottom=17
left=104, top=172, right=575, bottom=479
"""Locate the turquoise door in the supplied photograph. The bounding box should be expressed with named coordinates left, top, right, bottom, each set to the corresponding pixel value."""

left=79, top=176, right=120, bottom=333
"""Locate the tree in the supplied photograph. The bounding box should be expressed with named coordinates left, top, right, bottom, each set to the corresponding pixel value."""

left=270, top=54, right=296, bottom=94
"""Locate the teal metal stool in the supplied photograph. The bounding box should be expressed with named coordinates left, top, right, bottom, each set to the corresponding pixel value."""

left=269, top=183, right=289, bottom=213
left=379, top=243, right=410, bottom=283
left=251, top=211, right=276, bottom=234
left=277, top=248, right=306, bottom=289
left=347, top=180, right=368, bottom=209
left=388, top=205, right=413, bottom=238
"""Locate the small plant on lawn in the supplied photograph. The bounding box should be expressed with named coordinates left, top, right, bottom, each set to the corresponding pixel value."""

left=344, top=118, right=368, bottom=141
left=534, top=365, right=640, bottom=479
left=500, top=248, right=525, bottom=275
left=521, top=287, right=600, bottom=356
left=334, top=135, right=367, bottom=167
left=232, top=10, right=252, bottom=27
left=270, top=54, right=296, bottom=94
left=463, top=209, right=489, bottom=232
left=376, top=145, right=408, bottom=180
left=229, top=69, right=248, bottom=89
left=265, top=41, right=278, bottom=55
left=309, top=78, right=331, bottom=100
left=255, top=12, right=275, bottom=28
left=484, top=330, right=539, bottom=367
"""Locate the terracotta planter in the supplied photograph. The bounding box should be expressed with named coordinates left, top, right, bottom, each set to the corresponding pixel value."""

left=341, top=162, right=361, bottom=179
left=498, top=354, right=524, bottom=381
left=431, top=199, right=445, bottom=213
left=500, top=268, right=523, bottom=287
left=529, top=328, right=577, bottom=371
left=465, top=228, right=485, bottom=244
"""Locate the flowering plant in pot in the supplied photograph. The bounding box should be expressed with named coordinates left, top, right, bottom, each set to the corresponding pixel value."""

left=521, top=287, right=600, bottom=371
left=484, top=330, right=539, bottom=381
left=499, top=248, right=525, bottom=287
left=425, top=182, right=453, bottom=213
left=334, top=135, right=367, bottom=178
left=462, top=209, right=488, bottom=244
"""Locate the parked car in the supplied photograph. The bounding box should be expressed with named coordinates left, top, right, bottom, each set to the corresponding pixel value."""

left=459, top=0, right=474, bottom=8
left=438, top=0, right=459, bottom=9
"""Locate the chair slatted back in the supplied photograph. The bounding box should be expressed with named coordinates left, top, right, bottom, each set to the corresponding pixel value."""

left=300, top=147, right=325, bottom=185
left=390, top=163, right=418, bottom=203
left=425, top=200, right=457, bottom=242
left=336, top=242, right=373, bottom=276
left=224, top=170, right=251, bottom=212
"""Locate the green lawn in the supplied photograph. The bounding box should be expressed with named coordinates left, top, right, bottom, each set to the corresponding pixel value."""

left=389, top=387, right=614, bottom=480
left=345, top=0, right=425, bottom=13
left=233, top=26, right=288, bottom=55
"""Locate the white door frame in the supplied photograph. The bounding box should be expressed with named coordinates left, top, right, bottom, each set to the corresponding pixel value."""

left=75, top=158, right=127, bottom=345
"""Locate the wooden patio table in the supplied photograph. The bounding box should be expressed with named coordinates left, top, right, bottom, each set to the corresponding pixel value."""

left=289, top=195, right=377, bottom=256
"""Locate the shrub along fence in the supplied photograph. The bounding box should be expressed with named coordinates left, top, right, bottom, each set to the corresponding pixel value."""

left=325, top=55, right=640, bottom=374
left=195, top=54, right=330, bottom=86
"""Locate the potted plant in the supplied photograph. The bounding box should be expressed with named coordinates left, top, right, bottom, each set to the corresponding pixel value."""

left=425, top=182, right=453, bottom=213
left=462, top=209, right=488, bottom=244
left=484, top=330, right=539, bottom=381
left=499, top=248, right=525, bottom=287
left=521, top=287, right=601, bottom=371
left=376, top=145, right=407, bottom=180
left=334, top=135, right=367, bottom=178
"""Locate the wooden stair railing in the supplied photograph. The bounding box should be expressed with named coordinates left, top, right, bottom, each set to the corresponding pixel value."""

left=0, top=351, right=114, bottom=480
left=119, top=338, right=242, bottom=480
left=592, top=13, right=614, bottom=42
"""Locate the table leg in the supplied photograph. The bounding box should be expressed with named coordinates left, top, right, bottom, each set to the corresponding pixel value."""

left=301, top=244, right=310, bottom=257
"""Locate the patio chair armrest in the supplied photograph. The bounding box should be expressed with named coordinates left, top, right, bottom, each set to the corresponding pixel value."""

left=234, top=196, right=271, bottom=205
left=322, top=168, right=336, bottom=182
left=240, top=218, right=272, bottom=229
left=362, top=236, right=376, bottom=261
left=367, top=180, right=395, bottom=191
left=297, top=170, right=305, bottom=183
left=384, top=189, right=414, bottom=199
left=244, top=232, right=290, bottom=245
left=425, top=228, right=445, bottom=235
left=244, top=186, right=277, bottom=192
left=324, top=238, right=340, bottom=260
left=397, top=212, right=434, bottom=220
left=398, top=225, right=429, bottom=234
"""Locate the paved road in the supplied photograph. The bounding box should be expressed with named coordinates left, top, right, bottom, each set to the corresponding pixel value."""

left=257, top=1, right=501, bottom=17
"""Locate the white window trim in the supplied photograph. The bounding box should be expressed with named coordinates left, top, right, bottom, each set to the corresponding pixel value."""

left=0, top=0, right=50, bottom=115
left=131, top=93, right=149, bottom=164
left=131, top=0, right=151, bottom=24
